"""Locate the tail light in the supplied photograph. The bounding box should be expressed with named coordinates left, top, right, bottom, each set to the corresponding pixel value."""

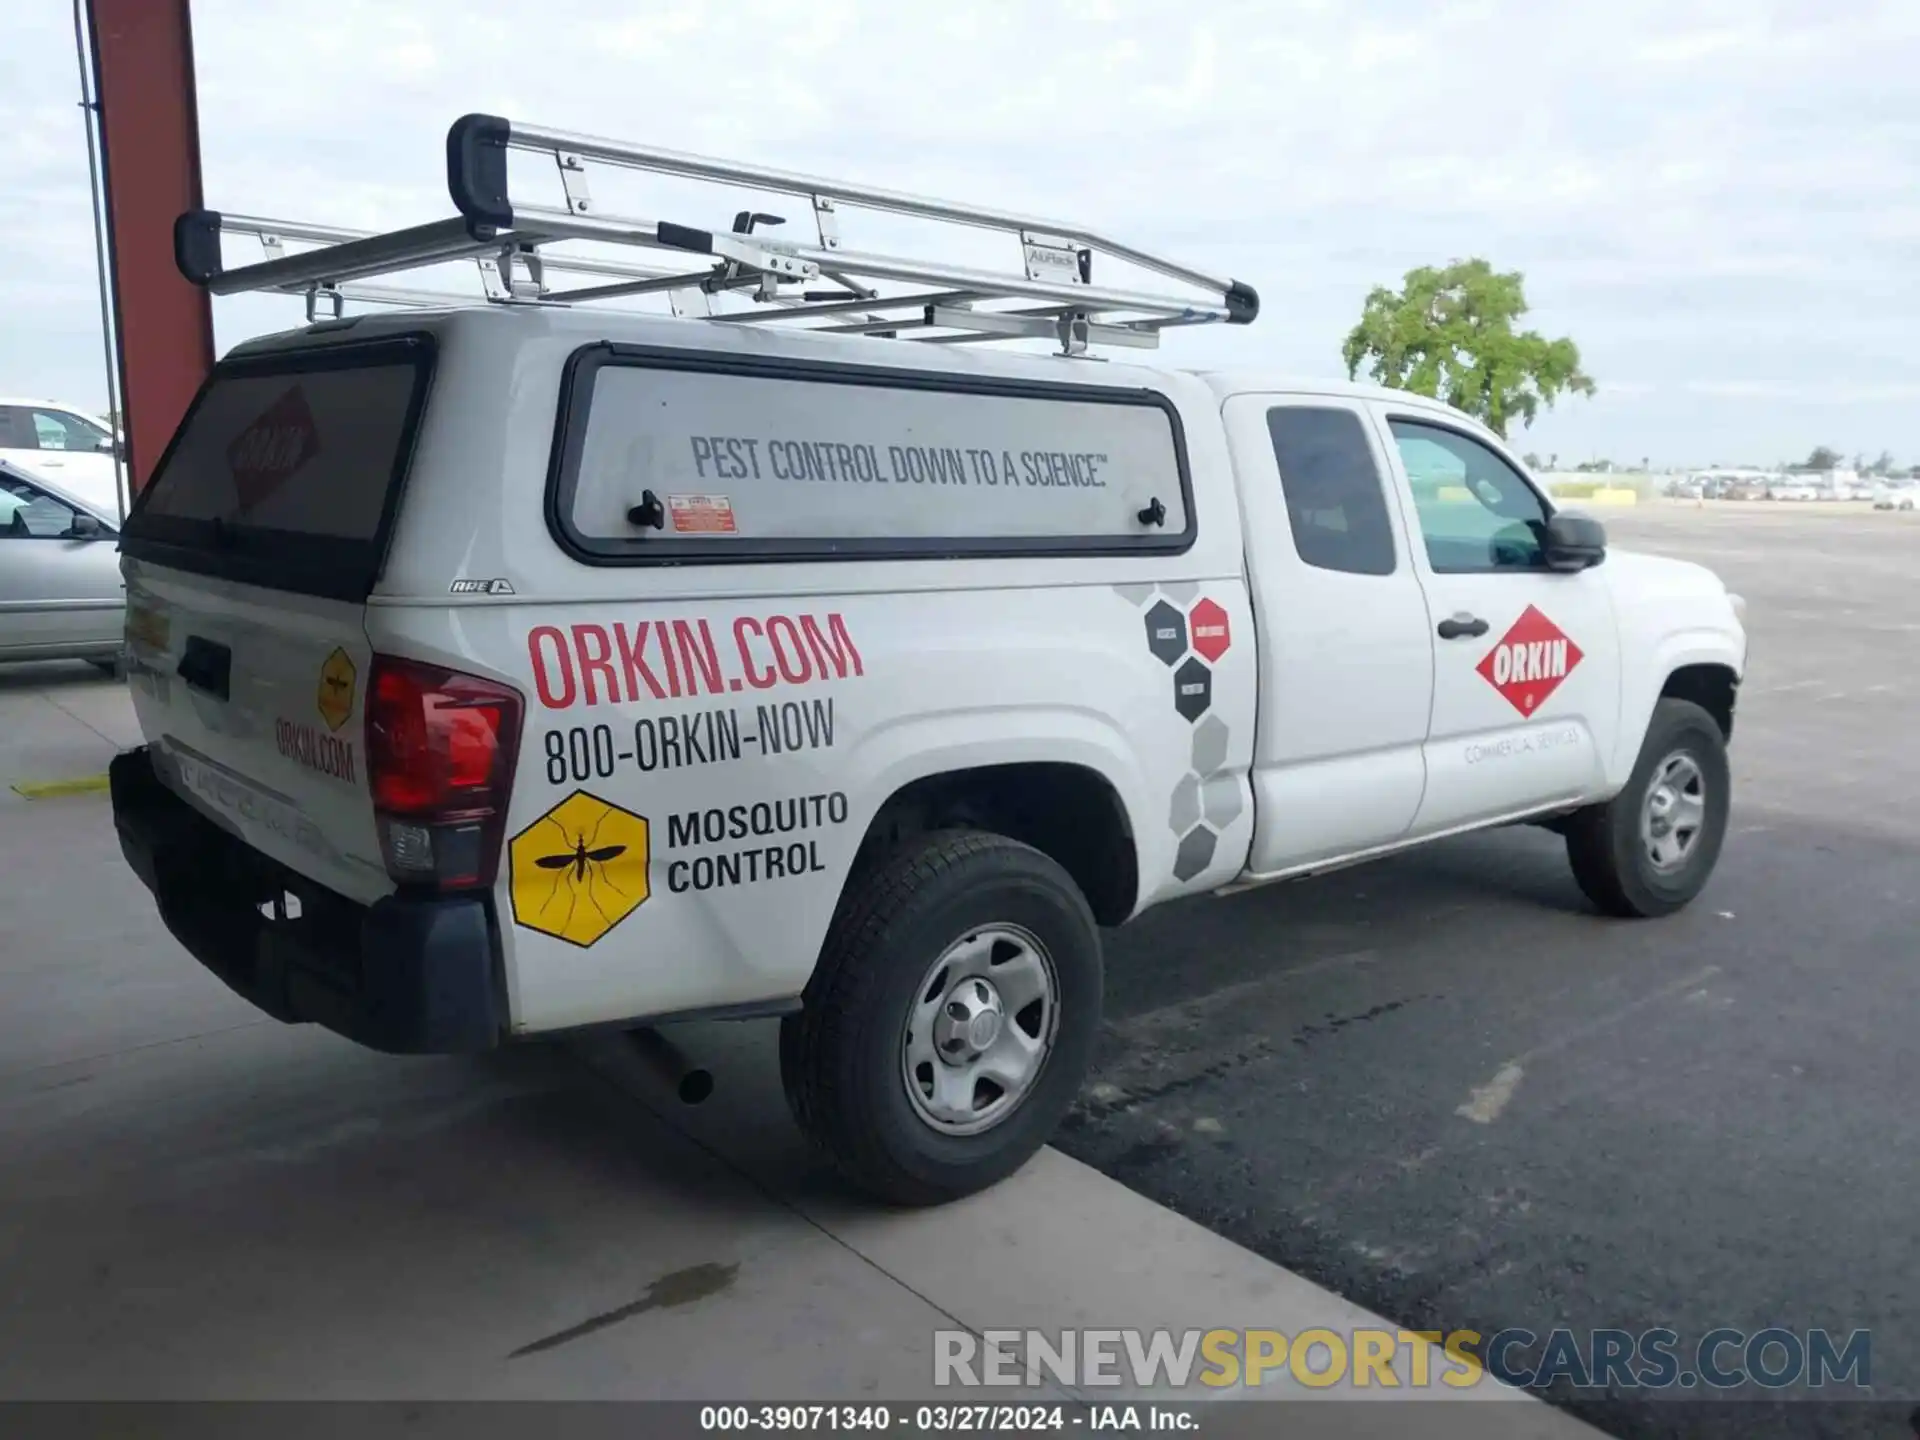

left=364, top=654, right=524, bottom=891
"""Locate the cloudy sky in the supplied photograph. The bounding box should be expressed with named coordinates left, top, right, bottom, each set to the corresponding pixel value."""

left=5, top=0, right=1916, bottom=467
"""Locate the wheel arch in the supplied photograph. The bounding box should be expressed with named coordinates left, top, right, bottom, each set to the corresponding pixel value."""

left=848, top=759, right=1141, bottom=927
left=1607, top=632, right=1743, bottom=789
left=1661, top=662, right=1739, bottom=740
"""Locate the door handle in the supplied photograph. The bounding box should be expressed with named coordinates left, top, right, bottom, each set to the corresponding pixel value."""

left=1436, top=613, right=1490, bottom=640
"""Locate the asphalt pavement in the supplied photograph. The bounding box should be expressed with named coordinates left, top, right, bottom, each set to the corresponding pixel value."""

left=1058, top=504, right=1920, bottom=1439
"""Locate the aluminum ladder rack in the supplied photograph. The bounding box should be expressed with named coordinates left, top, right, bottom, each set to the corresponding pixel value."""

left=175, top=114, right=1259, bottom=356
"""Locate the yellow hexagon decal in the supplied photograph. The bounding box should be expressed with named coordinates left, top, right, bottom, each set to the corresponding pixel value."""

left=509, top=791, right=651, bottom=948
left=317, top=647, right=356, bottom=732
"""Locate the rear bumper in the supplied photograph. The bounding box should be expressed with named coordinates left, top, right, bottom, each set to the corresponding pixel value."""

left=109, top=745, right=505, bottom=1054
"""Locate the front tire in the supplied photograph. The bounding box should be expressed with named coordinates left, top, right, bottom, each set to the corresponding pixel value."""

left=1565, top=698, right=1730, bottom=918
left=780, top=830, right=1102, bottom=1206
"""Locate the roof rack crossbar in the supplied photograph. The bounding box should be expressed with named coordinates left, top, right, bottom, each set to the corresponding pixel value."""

left=497, top=118, right=1238, bottom=302
left=177, top=113, right=1259, bottom=354
left=711, top=290, right=977, bottom=324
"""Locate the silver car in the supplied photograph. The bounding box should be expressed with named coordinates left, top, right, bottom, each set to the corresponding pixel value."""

left=0, top=458, right=126, bottom=672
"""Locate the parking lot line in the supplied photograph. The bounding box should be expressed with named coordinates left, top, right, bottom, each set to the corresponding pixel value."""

left=10, top=773, right=111, bottom=799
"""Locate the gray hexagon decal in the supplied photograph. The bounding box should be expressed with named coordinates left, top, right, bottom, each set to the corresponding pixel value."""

left=1145, top=600, right=1188, bottom=666
left=1114, top=583, right=1156, bottom=607
left=1169, top=772, right=1202, bottom=833
left=1201, top=774, right=1243, bottom=828
left=1173, top=657, right=1212, bottom=722
left=1191, top=714, right=1230, bottom=775
left=1173, top=825, right=1218, bottom=881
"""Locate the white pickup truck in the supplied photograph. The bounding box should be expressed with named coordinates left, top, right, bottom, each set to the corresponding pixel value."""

left=110, top=116, right=1746, bottom=1205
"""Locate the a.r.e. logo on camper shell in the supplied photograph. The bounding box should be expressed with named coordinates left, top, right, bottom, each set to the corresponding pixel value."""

left=316, top=647, right=356, bottom=731
left=1477, top=606, right=1584, bottom=716
left=509, top=791, right=651, bottom=948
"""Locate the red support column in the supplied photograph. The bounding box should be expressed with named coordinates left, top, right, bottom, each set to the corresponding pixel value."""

left=85, top=0, right=213, bottom=493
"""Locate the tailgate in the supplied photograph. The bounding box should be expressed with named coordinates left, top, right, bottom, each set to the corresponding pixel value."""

left=119, top=333, right=435, bottom=905
left=125, top=569, right=387, bottom=903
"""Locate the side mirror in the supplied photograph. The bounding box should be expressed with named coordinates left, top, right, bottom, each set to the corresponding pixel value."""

left=1544, top=510, right=1606, bottom=571
left=68, top=513, right=106, bottom=540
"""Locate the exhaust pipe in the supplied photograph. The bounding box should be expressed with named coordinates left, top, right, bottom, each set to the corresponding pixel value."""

left=624, top=1026, right=714, bottom=1105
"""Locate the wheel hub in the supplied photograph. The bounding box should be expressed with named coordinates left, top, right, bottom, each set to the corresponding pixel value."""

left=935, top=977, right=1005, bottom=1063
left=1639, top=751, right=1707, bottom=872
left=901, top=925, right=1060, bottom=1138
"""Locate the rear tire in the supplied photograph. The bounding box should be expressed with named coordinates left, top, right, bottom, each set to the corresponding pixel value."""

left=780, top=829, right=1102, bottom=1206
left=1566, top=698, right=1729, bottom=918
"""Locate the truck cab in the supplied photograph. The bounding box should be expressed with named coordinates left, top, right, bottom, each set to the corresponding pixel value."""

left=1209, top=375, right=1741, bottom=885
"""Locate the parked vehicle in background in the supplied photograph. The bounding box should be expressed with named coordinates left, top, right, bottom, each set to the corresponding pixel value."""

left=0, top=458, right=126, bottom=671
left=1767, top=479, right=1820, bottom=502
left=1874, top=482, right=1917, bottom=511
left=1688, top=468, right=1777, bottom=501
left=0, top=399, right=126, bottom=520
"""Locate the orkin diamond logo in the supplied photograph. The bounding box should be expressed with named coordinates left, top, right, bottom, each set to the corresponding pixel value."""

left=227, top=384, right=321, bottom=512
left=1476, top=605, right=1584, bottom=716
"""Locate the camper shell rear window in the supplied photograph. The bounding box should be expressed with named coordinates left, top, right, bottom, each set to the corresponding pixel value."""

left=546, top=345, right=1196, bottom=564
left=122, top=334, right=435, bottom=601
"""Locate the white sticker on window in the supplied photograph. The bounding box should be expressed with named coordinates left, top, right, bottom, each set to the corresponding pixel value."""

left=668, top=493, right=738, bottom=535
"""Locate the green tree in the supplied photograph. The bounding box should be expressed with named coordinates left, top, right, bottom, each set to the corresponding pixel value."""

left=1802, top=446, right=1842, bottom=472
left=1341, top=259, right=1595, bottom=438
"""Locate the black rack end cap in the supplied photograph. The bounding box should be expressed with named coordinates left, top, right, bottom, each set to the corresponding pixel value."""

left=1225, top=279, right=1260, bottom=325
left=656, top=221, right=714, bottom=255
left=174, top=209, right=224, bottom=286
left=447, top=113, right=513, bottom=233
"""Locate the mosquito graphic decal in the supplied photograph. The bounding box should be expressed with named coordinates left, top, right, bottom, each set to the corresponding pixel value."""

left=535, top=834, right=629, bottom=883
left=316, top=647, right=357, bottom=731
left=508, top=791, right=651, bottom=947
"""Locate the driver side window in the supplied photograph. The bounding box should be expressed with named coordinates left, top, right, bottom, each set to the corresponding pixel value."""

left=0, top=472, right=83, bottom=539
left=1388, top=418, right=1549, bottom=574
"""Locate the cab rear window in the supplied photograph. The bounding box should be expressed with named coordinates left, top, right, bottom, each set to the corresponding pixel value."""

left=123, top=335, right=434, bottom=600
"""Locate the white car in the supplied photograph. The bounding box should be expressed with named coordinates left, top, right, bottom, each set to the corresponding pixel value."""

left=1767, top=480, right=1820, bottom=501
left=0, top=398, right=126, bottom=520
left=108, top=115, right=1748, bottom=1205
left=0, top=459, right=126, bottom=670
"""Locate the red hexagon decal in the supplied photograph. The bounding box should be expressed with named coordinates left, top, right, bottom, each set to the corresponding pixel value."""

left=1188, top=598, right=1231, bottom=663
